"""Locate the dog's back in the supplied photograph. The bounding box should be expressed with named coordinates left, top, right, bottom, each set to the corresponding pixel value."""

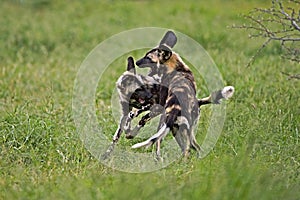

left=159, top=54, right=199, bottom=131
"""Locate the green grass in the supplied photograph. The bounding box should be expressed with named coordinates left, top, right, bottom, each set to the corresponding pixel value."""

left=1, top=0, right=299, bottom=199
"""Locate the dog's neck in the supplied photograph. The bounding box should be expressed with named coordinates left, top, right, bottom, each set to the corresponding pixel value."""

left=159, top=53, right=197, bottom=92
left=164, top=53, right=191, bottom=74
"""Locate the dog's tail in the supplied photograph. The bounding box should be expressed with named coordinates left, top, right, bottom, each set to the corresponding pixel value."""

left=132, top=123, right=169, bottom=149
left=198, top=86, right=234, bottom=107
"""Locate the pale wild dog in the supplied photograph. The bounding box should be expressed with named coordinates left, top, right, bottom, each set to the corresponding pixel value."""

left=101, top=56, right=162, bottom=160
left=132, top=31, right=234, bottom=158
left=113, top=56, right=163, bottom=141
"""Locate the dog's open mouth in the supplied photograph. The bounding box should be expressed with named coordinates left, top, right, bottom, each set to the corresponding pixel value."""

left=138, top=98, right=145, bottom=104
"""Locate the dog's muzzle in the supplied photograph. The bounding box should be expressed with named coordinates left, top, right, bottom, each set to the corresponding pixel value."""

left=136, top=57, right=155, bottom=68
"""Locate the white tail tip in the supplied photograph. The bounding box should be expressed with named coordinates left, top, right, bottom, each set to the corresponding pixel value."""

left=222, top=86, right=235, bottom=99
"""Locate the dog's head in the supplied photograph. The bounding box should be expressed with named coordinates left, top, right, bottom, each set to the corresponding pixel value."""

left=116, top=57, right=155, bottom=105
left=136, top=31, right=177, bottom=68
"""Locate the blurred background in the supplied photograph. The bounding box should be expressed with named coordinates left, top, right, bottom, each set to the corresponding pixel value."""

left=0, top=1, right=299, bottom=199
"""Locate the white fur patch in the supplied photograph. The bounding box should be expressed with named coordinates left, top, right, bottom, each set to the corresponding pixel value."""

left=222, top=86, right=235, bottom=99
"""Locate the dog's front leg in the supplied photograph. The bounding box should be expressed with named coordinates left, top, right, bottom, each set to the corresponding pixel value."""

left=126, top=112, right=155, bottom=139
left=132, top=104, right=152, bottom=118
left=126, top=104, right=163, bottom=139
left=113, top=114, right=128, bottom=142
left=124, top=104, right=151, bottom=136
left=123, top=114, right=133, bottom=136
left=101, top=115, right=127, bottom=160
left=112, top=128, right=122, bottom=142
left=154, top=125, right=170, bottom=161
left=126, top=112, right=151, bottom=139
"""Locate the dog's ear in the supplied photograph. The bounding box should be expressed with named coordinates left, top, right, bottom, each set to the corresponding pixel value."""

left=127, top=56, right=136, bottom=74
left=163, top=50, right=172, bottom=61
left=157, top=45, right=173, bottom=62
left=159, top=31, right=177, bottom=48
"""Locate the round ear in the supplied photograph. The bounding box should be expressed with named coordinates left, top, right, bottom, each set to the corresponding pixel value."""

left=159, top=31, right=177, bottom=48
left=127, top=56, right=136, bottom=74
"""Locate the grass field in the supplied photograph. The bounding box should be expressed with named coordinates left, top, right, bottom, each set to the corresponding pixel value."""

left=1, top=0, right=299, bottom=199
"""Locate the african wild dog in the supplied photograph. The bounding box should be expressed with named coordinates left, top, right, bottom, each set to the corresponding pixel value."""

left=102, top=55, right=233, bottom=160
left=102, top=31, right=234, bottom=159
left=113, top=56, right=163, bottom=142
left=101, top=57, right=159, bottom=159
left=132, top=31, right=234, bottom=158
left=115, top=55, right=234, bottom=143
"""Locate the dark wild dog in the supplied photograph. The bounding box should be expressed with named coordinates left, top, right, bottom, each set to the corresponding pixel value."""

left=132, top=31, right=234, bottom=158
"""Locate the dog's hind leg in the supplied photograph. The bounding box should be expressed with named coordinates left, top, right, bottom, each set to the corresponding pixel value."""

left=181, top=127, right=192, bottom=157
left=155, top=126, right=171, bottom=161
left=189, top=129, right=202, bottom=157
left=175, top=116, right=193, bottom=156
left=173, top=127, right=185, bottom=153
left=155, top=137, right=162, bottom=161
